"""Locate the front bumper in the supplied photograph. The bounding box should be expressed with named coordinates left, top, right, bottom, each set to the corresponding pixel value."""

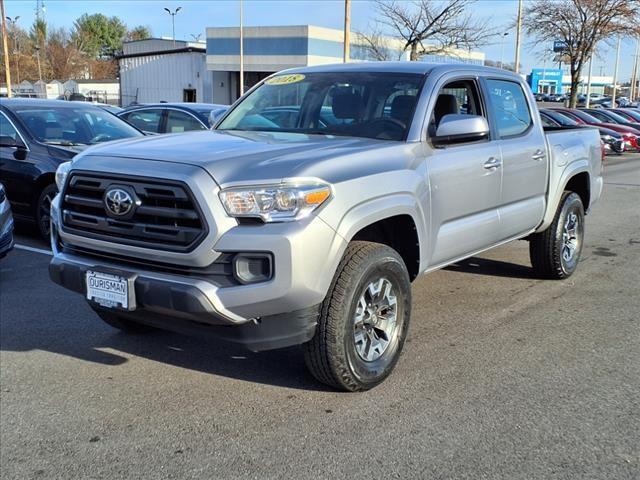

left=49, top=189, right=346, bottom=349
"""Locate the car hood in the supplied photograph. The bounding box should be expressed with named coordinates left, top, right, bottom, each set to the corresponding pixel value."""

left=77, top=130, right=408, bottom=185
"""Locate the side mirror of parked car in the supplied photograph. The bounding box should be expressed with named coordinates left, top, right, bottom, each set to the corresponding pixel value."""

left=431, top=114, right=490, bottom=147
left=209, top=108, right=228, bottom=128
left=0, top=135, right=26, bottom=150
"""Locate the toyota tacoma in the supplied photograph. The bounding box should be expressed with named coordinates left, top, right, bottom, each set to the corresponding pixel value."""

left=49, top=63, right=603, bottom=391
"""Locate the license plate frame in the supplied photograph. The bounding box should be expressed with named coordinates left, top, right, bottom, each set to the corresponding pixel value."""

left=85, top=269, right=137, bottom=311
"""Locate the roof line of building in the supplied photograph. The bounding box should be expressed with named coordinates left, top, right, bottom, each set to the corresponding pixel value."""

left=117, top=46, right=206, bottom=59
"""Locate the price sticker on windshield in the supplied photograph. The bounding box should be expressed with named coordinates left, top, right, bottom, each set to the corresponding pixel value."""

left=265, top=74, right=306, bottom=85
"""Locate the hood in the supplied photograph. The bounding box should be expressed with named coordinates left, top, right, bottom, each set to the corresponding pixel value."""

left=47, top=143, right=89, bottom=159
left=79, top=130, right=406, bottom=185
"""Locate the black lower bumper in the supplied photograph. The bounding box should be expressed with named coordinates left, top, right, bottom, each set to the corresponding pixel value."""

left=49, top=256, right=320, bottom=351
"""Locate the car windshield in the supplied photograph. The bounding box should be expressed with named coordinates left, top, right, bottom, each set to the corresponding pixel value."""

left=598, top=110, right=630, bottom=123
left=616, top=109, right=640, bottom=121
left=568, top=109, right=602, bottom=124
left=217, top=72, right=424, bottom=141
left=14, top=106, right=142, bottom=145
left=543, top=110, right=578, bottom=126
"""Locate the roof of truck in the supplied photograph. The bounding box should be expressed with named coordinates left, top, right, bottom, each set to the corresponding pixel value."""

left=280, top=61, right=522, bottom=79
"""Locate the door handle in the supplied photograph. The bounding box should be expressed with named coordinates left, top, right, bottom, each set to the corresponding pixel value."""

left=483, top=157, right=502, bottom=170
left=532, top=149, right=545, bottom=161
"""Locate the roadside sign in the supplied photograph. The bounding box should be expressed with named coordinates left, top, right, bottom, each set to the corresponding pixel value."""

left=553, top=40, right=568, bottom=52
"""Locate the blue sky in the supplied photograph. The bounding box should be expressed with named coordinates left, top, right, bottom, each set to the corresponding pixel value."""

left=5, top=0, right=637, bottom=81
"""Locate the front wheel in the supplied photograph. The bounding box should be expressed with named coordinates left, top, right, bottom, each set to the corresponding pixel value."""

left=304, top=241, right=412, bottom=391
left=36, top=184, right=57, bottom=241
left=529, top=191, right=585, bottom=279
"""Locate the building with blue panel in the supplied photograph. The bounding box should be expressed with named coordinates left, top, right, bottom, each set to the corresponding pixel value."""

left=528, top=68, right=564, bottom=94
left=206, top=25, right=484, bottom=104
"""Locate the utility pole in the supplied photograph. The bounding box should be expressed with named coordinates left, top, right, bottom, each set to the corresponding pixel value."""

left=514, top=0, right=523, bottom=73
left=343, top=0, right=351, bottom=63
left=611, top=37, right=620, bottom=107
left=585, top=55, right=593, bottom=108
left=239, top=0, right=244, bottom=97
left=0, top=0, right=11, bottom=97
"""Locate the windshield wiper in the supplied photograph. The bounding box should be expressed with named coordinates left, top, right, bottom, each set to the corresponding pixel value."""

left=43, top=140, right=87, bottom=146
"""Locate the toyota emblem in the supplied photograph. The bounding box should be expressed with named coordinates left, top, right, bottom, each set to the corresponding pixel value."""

left=104, top=187, right=135, bottom=217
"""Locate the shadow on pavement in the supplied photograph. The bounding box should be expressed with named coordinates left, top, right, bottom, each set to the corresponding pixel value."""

left=446, top=256, right=537, bottom=279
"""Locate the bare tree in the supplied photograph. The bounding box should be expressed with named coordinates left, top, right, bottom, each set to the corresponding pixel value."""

left=354, top=27, right=394, bottom=61
left=374, top=0, right=495, bottom=61
left=523, top=0, right=640, bottom=107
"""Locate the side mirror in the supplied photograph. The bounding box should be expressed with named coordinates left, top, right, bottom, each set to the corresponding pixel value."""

left=209, top=108, right=228, bottom=128
left=0, top=135, right=25, bottom=149
left=432, top=114, right=489, bottom=146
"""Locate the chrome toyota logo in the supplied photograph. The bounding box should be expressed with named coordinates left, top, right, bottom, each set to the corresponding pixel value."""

left=104, top=187, right=134, bottom=217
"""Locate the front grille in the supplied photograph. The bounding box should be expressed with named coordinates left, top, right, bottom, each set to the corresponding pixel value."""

left=61, top=172, right=207, bottom=252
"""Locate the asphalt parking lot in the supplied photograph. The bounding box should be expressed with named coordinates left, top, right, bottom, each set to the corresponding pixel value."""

left=1, top=154, right=639, bottom=480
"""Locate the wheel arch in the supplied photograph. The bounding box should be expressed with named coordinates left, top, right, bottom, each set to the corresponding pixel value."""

left=333, top=194, right=427, bottom=281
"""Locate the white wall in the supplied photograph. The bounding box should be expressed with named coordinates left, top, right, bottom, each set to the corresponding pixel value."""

left=119, top=51, right=214, bottom=106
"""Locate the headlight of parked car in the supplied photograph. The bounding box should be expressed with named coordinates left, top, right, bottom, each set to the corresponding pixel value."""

left=219, top=182, right=331, bottom=222
left=55, top=161, right=72, bottom=190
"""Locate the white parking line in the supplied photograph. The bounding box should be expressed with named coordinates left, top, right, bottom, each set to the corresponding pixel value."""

left=14, top=244, right=53, bottom=256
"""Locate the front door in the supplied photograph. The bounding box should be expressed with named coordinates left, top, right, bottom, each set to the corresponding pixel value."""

left=426, top=78, right=503, bottom=266
left=484, top=78, right=548, bottom=238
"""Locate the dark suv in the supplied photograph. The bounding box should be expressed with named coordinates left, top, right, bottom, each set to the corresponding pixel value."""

left=0, top=99, right=143, bottom=239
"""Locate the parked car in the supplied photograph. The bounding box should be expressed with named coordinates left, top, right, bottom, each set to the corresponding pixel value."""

left=609, top=108, right=640, bottom=123
left=548, top=93, right=566, bottom=103
left=551, top=108, right=640, bottom=151
left=582, top=108, right=640, bottom=130
left=0, top=183, right=14, bottom=258
left=0, top=99, right=144, bottom=239
left=540, top=109, right=625, bottom=154
left=118, top=103, right=228, bottom=134
left=49, top=64, right=603, bottom=391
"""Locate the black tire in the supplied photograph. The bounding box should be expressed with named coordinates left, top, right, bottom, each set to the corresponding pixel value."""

left=94, top=309, right=157, bottom=334
left=35, top=184, right=57, bottom=241
left=304, top=241, right=412, bottom=391
left=529, top=191, right=585, bottom=279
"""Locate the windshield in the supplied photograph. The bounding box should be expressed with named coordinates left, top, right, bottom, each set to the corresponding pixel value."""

left=597, top=110, right=630, bottom=124
left=570, top=109, right=602, bottom=124
left=543, top=109, right=578, bottom=126
left=217, top=72, right=424, bottom=141
left=15, top=106, right=142, bottom=145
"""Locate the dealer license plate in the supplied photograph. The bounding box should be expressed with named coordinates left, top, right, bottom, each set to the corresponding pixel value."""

left=86, top=271, right=132, bottom=310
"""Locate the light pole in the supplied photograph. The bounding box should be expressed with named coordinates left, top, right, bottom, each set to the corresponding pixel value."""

left=611, top=37, right=620, bottom=106
left=5, top=15, right=19, bottom=84
left=239, top=0, right=244, bottom=97
left=163, top=7, right=181, bottom=47
left=514, top=0, right=523, bottom=73
left=499, top=32, right=509, bottom=69
left=0, top=0, right=11, bottom=97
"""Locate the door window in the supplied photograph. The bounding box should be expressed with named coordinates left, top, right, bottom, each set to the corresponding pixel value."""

left=121, top=109, right=162, bottom=133
left=428, top=79, right=485, bottom=138
left=166, top=110, right=206, bottom=133
left=0, top=113, right=20, bottom=142
left=486, top=79, right=532, bottom=138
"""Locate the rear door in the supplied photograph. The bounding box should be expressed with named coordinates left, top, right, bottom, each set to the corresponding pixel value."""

left=484, top=78, right=547, bottom=237
left=425, top=76, right=503, bottom=266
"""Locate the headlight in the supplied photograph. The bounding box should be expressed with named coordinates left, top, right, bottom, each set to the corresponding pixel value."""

left=219, top=182, right=331, bottom=222
left=55, top=161, right=72, bottom=190
left=600, top=134, right=613, bottom=142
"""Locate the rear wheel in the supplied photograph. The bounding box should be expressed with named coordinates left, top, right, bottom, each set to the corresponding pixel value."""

left=36, top=184, right=57, bottom=241
left=94, top=309, right=157, bottom=334
left=304, top=241, right=412, bottom=391
left=529, top=191, right=585, bottom=279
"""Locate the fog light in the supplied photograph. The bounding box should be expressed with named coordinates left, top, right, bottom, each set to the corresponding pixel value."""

left=233, top=253, right=273, bottom=284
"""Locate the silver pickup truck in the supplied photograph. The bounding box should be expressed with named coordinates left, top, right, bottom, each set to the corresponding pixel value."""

left=49, top=63, right=602, bottom=391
